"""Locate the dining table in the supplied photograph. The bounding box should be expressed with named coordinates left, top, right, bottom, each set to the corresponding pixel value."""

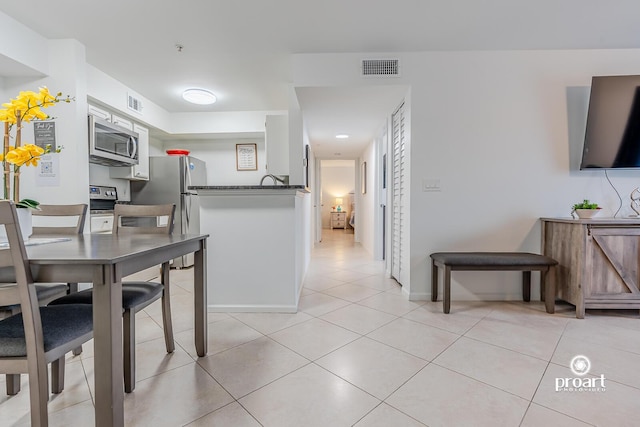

left=0, top=233, right=209, bottom=427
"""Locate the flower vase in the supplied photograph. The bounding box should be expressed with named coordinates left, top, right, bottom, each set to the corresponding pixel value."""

left=17, top=208, right=32, bottom=240
left=0, top=208, right=32, bottom=242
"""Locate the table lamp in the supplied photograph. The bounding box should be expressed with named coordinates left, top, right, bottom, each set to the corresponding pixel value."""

left=335, top=198, right=343, bottom=212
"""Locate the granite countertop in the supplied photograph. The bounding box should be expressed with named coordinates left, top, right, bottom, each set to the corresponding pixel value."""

left=189, top=185, right=309, bottom=191
left=189, top=186, right=311, bottom=197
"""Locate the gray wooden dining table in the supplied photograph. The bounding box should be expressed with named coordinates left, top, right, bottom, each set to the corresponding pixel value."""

left=0, top=233, right=208, bottom=427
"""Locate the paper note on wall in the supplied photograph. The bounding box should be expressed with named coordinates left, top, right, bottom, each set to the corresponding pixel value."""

left=36, top=154, right=60, bottom=186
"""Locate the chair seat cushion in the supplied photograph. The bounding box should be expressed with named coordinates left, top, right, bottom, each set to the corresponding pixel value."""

left=49, top=282, right=164, bottom=310
left=430, top=252, right=558, bottom=267
left=0, top=305, right=93, bottom=357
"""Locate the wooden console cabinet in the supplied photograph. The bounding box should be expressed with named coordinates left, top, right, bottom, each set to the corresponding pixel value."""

left=541, top=217, right=640, bottom=318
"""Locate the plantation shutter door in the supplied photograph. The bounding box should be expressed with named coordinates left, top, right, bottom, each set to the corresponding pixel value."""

left=391, top=102, right=406, bottom=283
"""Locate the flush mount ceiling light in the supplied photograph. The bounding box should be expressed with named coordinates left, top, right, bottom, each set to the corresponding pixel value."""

left=182, top=88, right=217, bottom=105
left=335, top=134, right=349, bottom=139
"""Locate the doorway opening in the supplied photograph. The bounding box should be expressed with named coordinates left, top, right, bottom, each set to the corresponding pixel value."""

left=316, top=159, right=357, bottom=243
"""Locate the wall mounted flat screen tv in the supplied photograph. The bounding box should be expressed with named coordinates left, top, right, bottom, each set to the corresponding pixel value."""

left=581, top=75, right=640, bottom=169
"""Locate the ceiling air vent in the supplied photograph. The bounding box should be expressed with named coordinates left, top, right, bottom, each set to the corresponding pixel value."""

left=127, top=93, right=143, bottom=114
left=361, top=59, right=400, bottom=77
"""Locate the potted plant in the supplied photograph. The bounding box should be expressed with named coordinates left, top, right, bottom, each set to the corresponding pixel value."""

left=572, top=199, right=601, bottom=219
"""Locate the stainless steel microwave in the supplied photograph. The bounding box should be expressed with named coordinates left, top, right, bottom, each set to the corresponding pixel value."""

left=88, top=115, right=139, bottom=167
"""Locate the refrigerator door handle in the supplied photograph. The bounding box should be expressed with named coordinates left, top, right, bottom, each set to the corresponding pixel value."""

left=184, top=158, right=193, bottom=190
left=184, top=194, right=191, bottom=231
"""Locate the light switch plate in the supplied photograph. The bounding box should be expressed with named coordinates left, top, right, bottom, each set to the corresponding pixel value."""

left=422, top=178, right=441, bottom=192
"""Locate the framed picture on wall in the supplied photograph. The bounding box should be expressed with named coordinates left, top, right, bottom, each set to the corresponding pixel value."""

left=361, top=161, right=367, bottom=194
left=236, top=143, right=258, bottom=171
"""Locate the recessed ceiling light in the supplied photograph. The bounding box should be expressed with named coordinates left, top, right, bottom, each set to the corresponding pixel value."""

left=182, top=88, right=217, bottom=105
left=335, top=134, right=349, bottom=139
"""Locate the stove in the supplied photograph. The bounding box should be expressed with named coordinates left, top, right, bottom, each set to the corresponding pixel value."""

left=89, top=185, right=117, bottom=233
left=89, top=185, right=118, bottom=213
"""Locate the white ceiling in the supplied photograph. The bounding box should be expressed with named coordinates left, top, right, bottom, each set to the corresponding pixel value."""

left=2, top=1, right=640, bottom=157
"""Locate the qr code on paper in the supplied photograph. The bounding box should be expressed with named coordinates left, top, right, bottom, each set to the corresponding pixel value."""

left=40, top=162, right=52, bottom=174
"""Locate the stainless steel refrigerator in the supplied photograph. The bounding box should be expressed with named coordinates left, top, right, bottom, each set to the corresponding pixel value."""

left=131, top=155, right=207, bottom=268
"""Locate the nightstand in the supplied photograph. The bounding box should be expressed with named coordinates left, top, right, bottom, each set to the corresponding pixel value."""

left=330, top=211, right=348, bottom=229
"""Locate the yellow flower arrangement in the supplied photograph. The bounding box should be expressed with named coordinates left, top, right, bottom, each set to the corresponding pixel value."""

left=0, top=87, right=72, bottom=208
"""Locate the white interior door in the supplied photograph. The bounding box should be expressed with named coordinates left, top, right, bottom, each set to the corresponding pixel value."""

left=391, top=102, right=406, bottom=283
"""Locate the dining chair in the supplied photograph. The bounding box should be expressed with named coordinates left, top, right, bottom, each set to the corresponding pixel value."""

left=49, top=203, right=176, bottom=392
left=32, top=203, right=88, bottom=293
left=32, top=203, right=89, bottom=359
left=0, top=204, right=87, bottom=320
left=32, top=203, right=87, bottom=236
left=0, top=200, right=93, bottom=427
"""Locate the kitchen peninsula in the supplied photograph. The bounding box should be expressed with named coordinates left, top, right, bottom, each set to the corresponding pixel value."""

left=190, top=185, right=311, bottom=312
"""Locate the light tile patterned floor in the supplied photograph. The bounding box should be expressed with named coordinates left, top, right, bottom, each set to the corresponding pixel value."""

left=2, top=229, right=640, bottom=426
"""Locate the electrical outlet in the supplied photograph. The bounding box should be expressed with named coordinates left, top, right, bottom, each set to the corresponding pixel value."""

left=422, top=178, right=441, bottom=192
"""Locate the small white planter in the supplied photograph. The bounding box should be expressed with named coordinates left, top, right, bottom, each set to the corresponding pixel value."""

left=574, top=209, right=601, bottom=219
left=0, top=208, right=32, bottom=242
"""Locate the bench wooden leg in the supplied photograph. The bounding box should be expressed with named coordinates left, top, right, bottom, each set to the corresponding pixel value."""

left=431, top=260, right=438, bottom=302
left=522, top=271, right=531, bottom=302
left=443, top=265, right=451, bottom=314
left=543, top=267, right=555, bottom=314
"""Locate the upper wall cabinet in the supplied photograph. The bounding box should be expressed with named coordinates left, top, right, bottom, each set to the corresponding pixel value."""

left=88, top=104, right=111, bottom=121
left=111, top=114, right=134, bottom=131
left=110, top=123, right=149, bottom=181
left=265, top=115, right=289, bottom=176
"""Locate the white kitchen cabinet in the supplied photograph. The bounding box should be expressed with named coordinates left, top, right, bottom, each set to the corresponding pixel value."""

left=265, top=115, right=289, bottom=176
left=90, top=213, right=114, bottom=233
left=88, top=104, right=111, bottom=121
left=109, top=123, right=149, bottom=180
left=110, top=114, right=134, bottom=131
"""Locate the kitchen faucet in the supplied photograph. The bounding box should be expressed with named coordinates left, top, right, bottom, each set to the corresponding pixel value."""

left=260, top=174, right=288, bottom=186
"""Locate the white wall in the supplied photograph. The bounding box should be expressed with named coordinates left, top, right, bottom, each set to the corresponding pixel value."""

left=159, top=138, right=265, bottom=185
left=293, top=49, right=640, bottom=301
left=288, top=87, right=305, bottom=185
left=9, top=39, right=90, bottom=208
left=406, top=50, right=640, bottom=301
left=89, top=164, right=132, bottom=200
left=320, top=160, right=355, bottom=228
left=0, top=12, right=49, bottom=75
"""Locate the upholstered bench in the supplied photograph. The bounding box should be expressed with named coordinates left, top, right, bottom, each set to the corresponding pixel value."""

left=430, top=252, right=558, bottom=314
